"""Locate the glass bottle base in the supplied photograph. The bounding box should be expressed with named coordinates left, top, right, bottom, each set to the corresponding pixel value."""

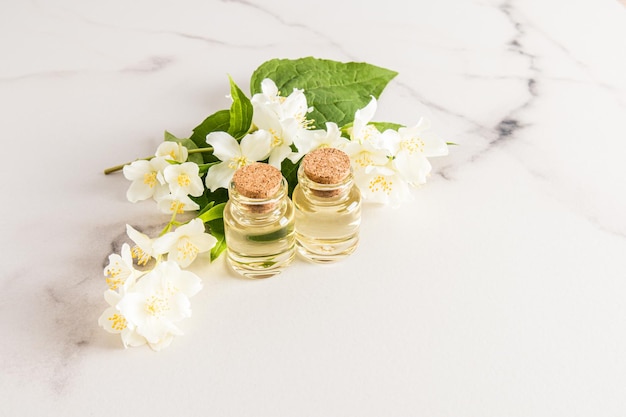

left=227, top=248, right=296, bottom=279
left=295, top=234, right=359, bottom=263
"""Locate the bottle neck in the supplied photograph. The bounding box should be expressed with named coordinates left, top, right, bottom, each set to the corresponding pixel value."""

left=297, top=164, right=354, bottom=202
left=229, top=177, right=289, bottom=220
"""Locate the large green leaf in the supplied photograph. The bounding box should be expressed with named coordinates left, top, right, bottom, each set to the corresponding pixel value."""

left=250, top=57, right=398, bottom=129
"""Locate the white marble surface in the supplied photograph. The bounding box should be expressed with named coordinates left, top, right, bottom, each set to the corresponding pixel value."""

left=1, top=0, right=625, bottom=415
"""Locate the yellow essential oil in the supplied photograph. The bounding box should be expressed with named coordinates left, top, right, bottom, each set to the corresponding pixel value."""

left=223, top=163, right=296, bottom=278
left=292, top=148, right=361, bottom=263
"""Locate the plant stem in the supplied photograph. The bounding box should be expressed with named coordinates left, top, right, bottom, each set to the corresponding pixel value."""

left=103, top=147, right=215, bottom=175
left=160, top=208, right=180, bottom=236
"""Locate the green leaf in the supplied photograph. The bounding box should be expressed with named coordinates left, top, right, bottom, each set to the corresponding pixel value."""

left=164, top=130, right=179, bottom=142
left=280, top=158, right=300, bottom=197
left=207, top=218, right=226, bottom=261
left=250, top=57, right=398, bottom=129
left=164, top=131, right=204, bottom=165
left=206, top=187, right=229, bottom=206
left=208, top=216, right=224, bottom=236
left=210, top=233, right=227, bottom=261
left=370, top=122, right=405, bottom=132
left=197, top=202, right=226, bottom=223
left=191, top=187, right=229, bottom=213
left=186, top=77, right=252, bottom=164
left=340, top=121, right=405, bottom=137
left=189, top=109, right=230, bottom=154
left=246, top=226, right=293, bottom=242
left=198, top=161, right=220, bottom=175
left=227, top=76, right=253, bottom=139
left=196, top=201, right=215, bottom=217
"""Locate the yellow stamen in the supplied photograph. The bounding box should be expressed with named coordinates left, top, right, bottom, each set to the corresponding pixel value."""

left=360, top=125, right=379, bottom=142
left=105, top=262, right=124, bottom=289
left=294, top=113, right=315, bottom=130
left=170, top=200, right=185, bottom=214
left=145, top=295, right=169, bottom=317
left=273, top=93, right=287, bottom=104
left=177, top=173, right=191, bottom=187
left=354, top=151, right=373, bottom=168
left=105, top=276, right=123, bottom=290
left=401, top=137, right=425, bottom=154
left=131, top=245, right=151, bottom=266
left=177, top=239, right=199, bottom=263
left=269, top=128, right=283, bottom=147
left=368, top=175, right=393, bottom=195
left=228, top=156, right=249, bottom=169
left=143, top=172, right=157, bottom=188
left=108, top=314, right=127, bottom=331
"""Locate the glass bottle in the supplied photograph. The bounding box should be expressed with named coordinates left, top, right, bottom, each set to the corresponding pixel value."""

left=223, top=163, right=296, bottom=278
left=292, top=147, right=361, bottom=263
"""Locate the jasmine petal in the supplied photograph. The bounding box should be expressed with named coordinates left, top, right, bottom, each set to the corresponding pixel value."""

left=205, top=130, right=271, bottom=191
left=163, top=162, right=204, bottom=197
left=116, top=261, right=202, bottom=351
left=153, top=219, right=217, bottom=267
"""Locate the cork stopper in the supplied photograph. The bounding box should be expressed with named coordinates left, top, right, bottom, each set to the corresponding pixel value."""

left=301, top=148, right=351, bottom=197
left=301, top=148, right=350, bottom=198
left=231, top=163, right=283, bottom=212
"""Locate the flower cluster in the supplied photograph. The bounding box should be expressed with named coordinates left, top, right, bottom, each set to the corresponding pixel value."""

left=122, top=142, right=204, bottom=214
left=206, top=79, right=448, bottom=206
left=205, top=79, right=314, bottom=190
left=98, top=221, right=216, bottom=350
left=345, top=99, right=449, bottom=205
left=101, top=58, right=451, bottom=350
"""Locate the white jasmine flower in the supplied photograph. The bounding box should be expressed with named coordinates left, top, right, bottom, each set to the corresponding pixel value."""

left=116, top=261, right=203, bottom=351
left=98, top=289, right=146, bottom=348
left=205, top=130, right=271, bottom=191
left=386, top=118, right=449, bottom=186
left=252, top=78, right=282, bottom=106
left=126, top=224, right=158, bottom=266
left=354, top=165, right=412, bottom=207
left=252, top=78, right=314, bottom=167
left=163, top=162, right=204, bottom=197
left=156, top=142, right=188, bottom=163
left=153, top=219, right=217, bottom=268
left=291, top=122, right=349, bottom=162
left=343, top=139, right=390, bottom=174
left=341, top=100, right=448, bottom=206
left=103, top=243, right=142, bottom=290
left=349, top=97, right=381, bottom=144
left=122, top=158, right=169, bottom=203
left=253, top=105, right=299, bottom=168
left=155, top=193, right=200, bottom=215
left=257, top=78, right=280, bottom=100
left=252, top=78, right=311, bottom=122
left=343, top=122, right=412, bottom=206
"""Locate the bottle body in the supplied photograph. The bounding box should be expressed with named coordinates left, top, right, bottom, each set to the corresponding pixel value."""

left=293, top=164, right=361, bottom=263
left=224, top=171, right=295, bottom=278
